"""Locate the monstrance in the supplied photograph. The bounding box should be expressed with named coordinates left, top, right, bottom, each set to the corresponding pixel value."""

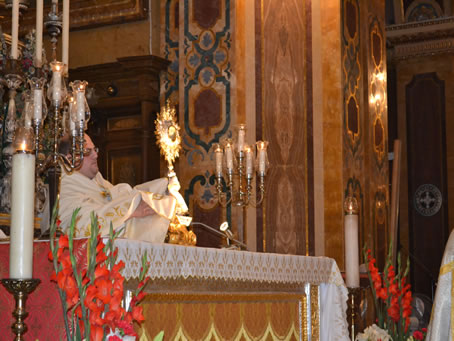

left=155, top=101, right=196, bottom=246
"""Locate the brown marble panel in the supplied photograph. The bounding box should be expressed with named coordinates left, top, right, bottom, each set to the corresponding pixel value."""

left=193, top=0, right=221, bottom=29
left=262, top=0, right=308, bottom=255
left=194, top=89, right=222, bottom=134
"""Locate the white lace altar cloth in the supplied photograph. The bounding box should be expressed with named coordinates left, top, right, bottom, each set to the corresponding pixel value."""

left=114, top=238, right=350, bottom=341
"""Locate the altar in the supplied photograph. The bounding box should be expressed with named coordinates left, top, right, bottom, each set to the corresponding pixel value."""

left=0, top=239, right=349, bottom=340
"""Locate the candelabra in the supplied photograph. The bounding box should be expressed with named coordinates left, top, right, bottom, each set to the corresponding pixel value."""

left=214, top=124, right=269, bottom=207
left=0, top=0, right=92, bottom=232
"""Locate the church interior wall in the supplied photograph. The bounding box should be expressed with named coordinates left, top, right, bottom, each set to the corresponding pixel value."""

left=0, top=0, right=392, bottom=273
left=58, top=0, right=388, bottom=269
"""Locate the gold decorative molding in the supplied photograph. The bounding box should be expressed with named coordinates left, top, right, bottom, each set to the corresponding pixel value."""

left=388, top=37, right=454, bottom=61
left=386, top=17, right=454, bottom=61
left=0, top=0, right=148, bottom=33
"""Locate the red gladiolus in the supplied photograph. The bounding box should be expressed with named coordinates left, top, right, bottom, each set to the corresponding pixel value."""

left=132, top=305, right=145, bottom=323
left=90, top=325, right=104, bottom=341
left=58, top=235, right=69, bottom=248
left=49, top=211, right=149, bottom=341
left=377, top=287, right=388, bottom=300
left=108, top=336, right=122, bottom=341
left=95, top=278, right=113, bottom=304
left=116, top=319, right=137, bottom=336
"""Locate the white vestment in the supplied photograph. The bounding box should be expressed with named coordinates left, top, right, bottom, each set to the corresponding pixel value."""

left=59, top=171, right=178, bottom=243
left=427, top=230, right=454, bottom=341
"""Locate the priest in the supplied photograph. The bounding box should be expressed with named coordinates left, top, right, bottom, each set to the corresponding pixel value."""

left=426, top=230, right=454, bottom=340
left=59, top=134, right=179, bottom=242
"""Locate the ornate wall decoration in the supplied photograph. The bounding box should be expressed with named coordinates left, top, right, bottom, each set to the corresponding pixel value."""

left=162, top=0, right=232, bottom=234
left=413, top=183, right=443, bottom=217
left=342, top=0, right=362, bottom=156
left=162, top=0, right=180, bottom=101
left=367, top=12, right=388, bottom=264
left=369, top=19, right=386, bottom=168
left=406, top=0, right=443, bottom=22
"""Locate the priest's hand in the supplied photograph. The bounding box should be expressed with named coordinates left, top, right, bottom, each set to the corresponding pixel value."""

left=128, top=200, right=155, bottom=219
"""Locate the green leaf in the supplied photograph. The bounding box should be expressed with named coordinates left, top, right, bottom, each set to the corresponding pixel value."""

left=153, top=331, right=164, bottom=341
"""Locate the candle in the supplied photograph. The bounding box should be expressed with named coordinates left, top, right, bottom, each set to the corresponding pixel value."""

left=344, top=197, right=360, bottom=287
left=214, top=144, right=223, bottom=176
left=257, top=141, right=268, bottom=174
left=11, top=0, right=19, bottom=59
left=23, top=100, right=32, bottom=128
left=62, top=0, right=70, bottom=70
left=237, top=125, right=245, bottom=153
left=76, top=89, right=85, bottom=122
left=10, top=148, right=36, bottom=279
left=35, top=0, right=43, bottom=67
left=33, top=88, right=43, bottom=120
left=52, top=66, right=62, bottom=102
left=245, top=145, right=253, bottom=176
left=225, top=143, right=233, bottom=170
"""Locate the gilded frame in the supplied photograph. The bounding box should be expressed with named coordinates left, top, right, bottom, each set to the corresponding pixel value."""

left=0, top=0, right=148, bottom=33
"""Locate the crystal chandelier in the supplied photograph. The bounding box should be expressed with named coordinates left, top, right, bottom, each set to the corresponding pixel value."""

left=213, top=124, right=269, bottom=208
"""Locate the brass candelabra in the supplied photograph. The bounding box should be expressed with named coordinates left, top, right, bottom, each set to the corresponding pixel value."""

left=213, top=125, right=269, bottom=208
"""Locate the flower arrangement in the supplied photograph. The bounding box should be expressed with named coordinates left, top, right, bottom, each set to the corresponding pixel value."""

left=361, top=245, right=427, bottom=341
left=48, top=206, right=162, bottom=341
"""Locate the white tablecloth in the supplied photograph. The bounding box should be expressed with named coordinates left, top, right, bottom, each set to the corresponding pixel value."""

left=114, top=239, right=350, bottom=341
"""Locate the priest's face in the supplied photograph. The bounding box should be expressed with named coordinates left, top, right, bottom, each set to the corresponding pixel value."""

left=79, top=134, right=99, bottom=179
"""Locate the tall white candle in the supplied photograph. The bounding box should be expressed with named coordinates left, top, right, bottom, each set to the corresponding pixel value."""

left=237, top=126, right=245, bottom=153
left=62, top=0, right=70, bottom=70
left=257, top=141, right=267, bottom=174
left=10, top=152, right=36, bottom=279
left=76, top=91, right=85, bottom=122
left=344, top=211, right=360, bottom=288
left=214, top=145, right=223, bottom=176
left=33, top=89, right=43, bottom=120
left=225, top=143, right=233, bottom=170
left=35, top=0, right=43, bottom=67
left=11, top=0, right=19, bottom=59
left=52, top=68, right=62, bottom=102
left=245, top=146, right=253, bottom=176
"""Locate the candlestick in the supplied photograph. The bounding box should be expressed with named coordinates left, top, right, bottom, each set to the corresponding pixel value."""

left=33, top=88, right=43, bottom=120
left=225, top=142, right=233, bottom=170
left=10, top=127, right=36, bottom=279
left=51, top=63, right=63, bottom=103
left=62, top=0, right=70, bottom=70
left=11, top=0, right=19, bottom=59
left=76, top=89, right=85, bottom=122
left=256, top=141, right=268, bottom=174
left=245, top=145, right=253, bottom=176
left=344, top=196, right=360, bottom=288
left=35, top=0, right=44, bottom=67
left=237, top=124, right=246, bottom=153
left=1, top=279, right=41, bottom=340
left=214, top=143, right=223, bottom=176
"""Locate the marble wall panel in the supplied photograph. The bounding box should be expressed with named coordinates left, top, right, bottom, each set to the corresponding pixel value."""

left=261, top=0, right=312, bottom=255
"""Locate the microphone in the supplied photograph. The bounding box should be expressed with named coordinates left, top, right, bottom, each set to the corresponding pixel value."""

left=191, top=221, right=248, bottom=250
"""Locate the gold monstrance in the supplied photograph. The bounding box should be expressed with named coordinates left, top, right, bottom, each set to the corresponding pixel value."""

left=155, top=101, right=196, bottom=246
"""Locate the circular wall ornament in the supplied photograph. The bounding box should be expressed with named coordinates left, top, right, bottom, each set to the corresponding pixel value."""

left=413, top=184, right=442, bottom=217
